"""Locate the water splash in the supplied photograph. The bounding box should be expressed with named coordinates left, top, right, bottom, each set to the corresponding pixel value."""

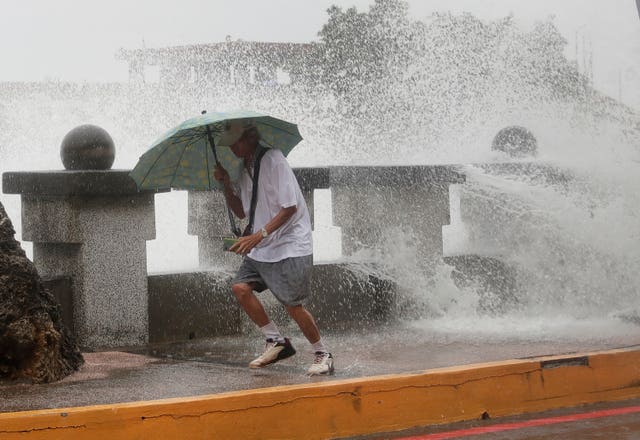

left=1, top=7, right=639, bottom=338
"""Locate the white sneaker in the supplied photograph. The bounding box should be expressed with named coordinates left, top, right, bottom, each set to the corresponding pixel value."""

left=307, top=352, right=335, bottom=376
left=249, top=338, right=296, bottom=369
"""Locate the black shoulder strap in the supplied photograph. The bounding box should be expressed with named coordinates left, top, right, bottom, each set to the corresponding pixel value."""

left=244, top=146, right=269, bottom=236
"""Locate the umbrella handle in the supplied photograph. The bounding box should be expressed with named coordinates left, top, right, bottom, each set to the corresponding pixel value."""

left=206, top=125, right=242, bottom=237
left=205, top=125, right=220, bottom=166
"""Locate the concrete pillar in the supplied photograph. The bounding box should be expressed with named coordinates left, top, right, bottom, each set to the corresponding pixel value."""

left=456, top=162, right=569, bottom=257
left=187, top=190, right=243, bottom=269
left=2, top=170, right=163, bottom=349
left=331, top=166, right=465, bottom=272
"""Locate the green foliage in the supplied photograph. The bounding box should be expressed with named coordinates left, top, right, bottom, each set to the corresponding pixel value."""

left=318, top=0, right=419, bottom=97
left=315, top=0, right=592, bottom=147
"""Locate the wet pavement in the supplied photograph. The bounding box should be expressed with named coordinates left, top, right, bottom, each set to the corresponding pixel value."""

left=1, top=321, right=639, bottom=413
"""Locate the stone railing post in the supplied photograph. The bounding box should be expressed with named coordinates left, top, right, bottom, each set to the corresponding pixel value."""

left=2, top=170, right=164, bottom=349
left=187, top=190, right=243, bottom=269
left=330, top=166, right=465, bottom=271
left=454, top=162, right=569, bottom=256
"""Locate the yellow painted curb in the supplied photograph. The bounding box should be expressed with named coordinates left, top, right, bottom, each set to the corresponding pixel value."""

left=1, top=347, right=639, bottom=440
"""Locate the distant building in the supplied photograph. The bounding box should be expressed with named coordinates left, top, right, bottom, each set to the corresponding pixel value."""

left=116, top=40, right=320, bottom=88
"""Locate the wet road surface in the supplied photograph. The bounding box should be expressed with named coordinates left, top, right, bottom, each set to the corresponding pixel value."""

left=348, top=399, right=640, bottom=440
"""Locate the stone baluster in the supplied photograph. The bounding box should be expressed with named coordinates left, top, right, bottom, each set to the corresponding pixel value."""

left=330, top=165, right=465, bottom=272
left=2, top=125, right=165, bottom=349
left=2, top=170, right=163, bottom=349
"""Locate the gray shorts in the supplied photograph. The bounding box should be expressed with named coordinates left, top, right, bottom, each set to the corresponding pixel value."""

left=232, top=255, right=313, bottom=306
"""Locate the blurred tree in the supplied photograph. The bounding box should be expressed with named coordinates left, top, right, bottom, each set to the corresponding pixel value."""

left=314, top=1, right=627, bottom=157
left=317, top=0, right=424, bottom=149
left=502, top=20, right=587, bottom=101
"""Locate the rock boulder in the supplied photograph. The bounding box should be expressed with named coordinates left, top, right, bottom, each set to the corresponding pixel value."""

left=0, top=202, right=83, bottom=383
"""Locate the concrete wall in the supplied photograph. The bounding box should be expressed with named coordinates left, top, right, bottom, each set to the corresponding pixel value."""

left=34, top=263, right=399, bottom=345
left=146, top=264, right=398, bottom=343
left=147, top=271, right=241, bottom=343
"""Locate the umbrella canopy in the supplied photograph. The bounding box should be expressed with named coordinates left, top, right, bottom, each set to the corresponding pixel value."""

left=130, top=110, right=303, bottom=191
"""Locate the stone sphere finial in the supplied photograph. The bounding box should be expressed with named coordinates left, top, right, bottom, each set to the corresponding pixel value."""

left=60, top=124, right=115, bottom=170
left=491, top=126, right=537, bottom=158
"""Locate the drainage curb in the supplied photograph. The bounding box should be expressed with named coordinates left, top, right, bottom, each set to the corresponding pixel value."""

left=1, top=347, right=639, bottom=439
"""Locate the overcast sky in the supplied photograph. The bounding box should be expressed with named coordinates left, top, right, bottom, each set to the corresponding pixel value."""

left=1, top=0, right=639, bottom=105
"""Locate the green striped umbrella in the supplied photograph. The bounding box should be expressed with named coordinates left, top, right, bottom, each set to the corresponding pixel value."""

left=130, top=110, right=303, bottom=191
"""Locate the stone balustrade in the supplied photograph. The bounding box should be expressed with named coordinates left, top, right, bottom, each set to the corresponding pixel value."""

left=3, top=165, right=465, bottom=347
left=188, top=165, right=464, bottom=271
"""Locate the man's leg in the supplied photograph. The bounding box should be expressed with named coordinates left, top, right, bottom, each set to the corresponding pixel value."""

left=286, top=305, right=334, bottom=375
left=231, top=282, right=269, bottom=327
left=285, top=305, right=320, bottom=344
left=233, top=282, right=295, bottom=368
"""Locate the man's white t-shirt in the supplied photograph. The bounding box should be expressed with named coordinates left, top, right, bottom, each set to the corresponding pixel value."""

left=236, top=147, right=313, bottom=262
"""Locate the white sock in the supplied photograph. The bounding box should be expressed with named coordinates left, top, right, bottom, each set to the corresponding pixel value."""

left=312, top=339, right=328, bottom=354
left=260, top=322, right=284, bottom=342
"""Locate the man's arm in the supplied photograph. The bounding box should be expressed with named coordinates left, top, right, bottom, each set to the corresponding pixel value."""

left=230, top=205, right=297, bottom=255
left=262, top=205, right=297, bottom=236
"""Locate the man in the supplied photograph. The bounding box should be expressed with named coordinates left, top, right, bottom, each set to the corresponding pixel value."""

left=213, top=124, right=334, bottom=376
